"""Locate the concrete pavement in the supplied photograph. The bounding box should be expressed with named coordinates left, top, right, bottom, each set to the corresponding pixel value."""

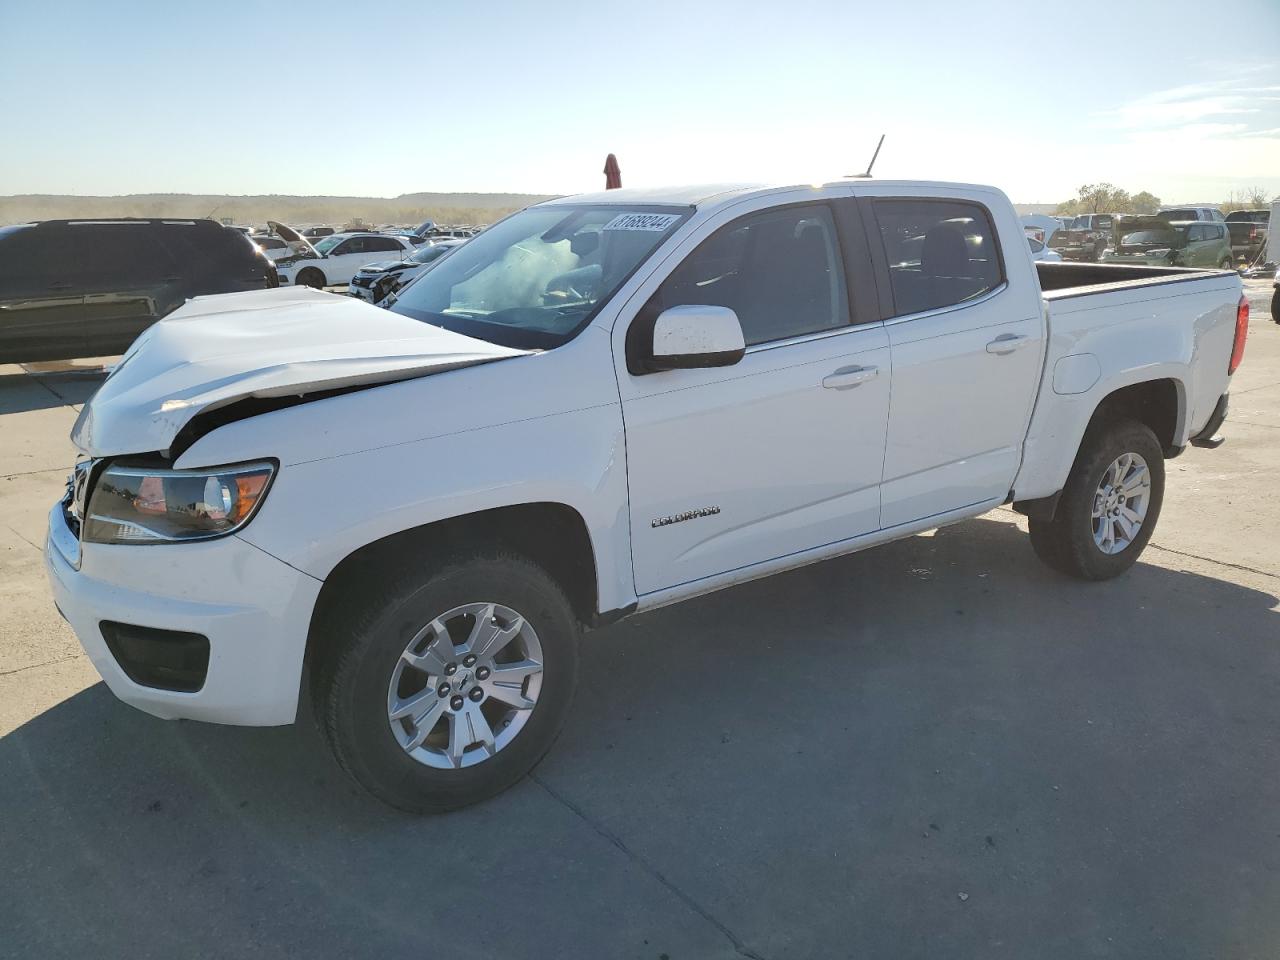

left=2, top=282, right=1278, bottom=959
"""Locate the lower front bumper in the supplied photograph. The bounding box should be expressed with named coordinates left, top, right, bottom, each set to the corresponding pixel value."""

left=45, top=503, right=323, bottom=726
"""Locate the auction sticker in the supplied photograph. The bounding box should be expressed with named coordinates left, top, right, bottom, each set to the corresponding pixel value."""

left=603, top=213, right=681, bottom=232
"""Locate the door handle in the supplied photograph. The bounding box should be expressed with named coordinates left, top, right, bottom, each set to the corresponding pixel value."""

left=986, top=333, right=1029, bottom=355
left=822, top=364, right=879, bottom=390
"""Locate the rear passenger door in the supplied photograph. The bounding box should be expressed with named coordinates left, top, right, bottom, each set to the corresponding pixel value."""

left=865, top=197, right=1044, bottom=528
left=73, top=224, right=180, bottom=357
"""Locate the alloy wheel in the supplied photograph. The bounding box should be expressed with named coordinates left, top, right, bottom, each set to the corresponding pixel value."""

left=1091, top=452, right=1151, bottom=555
left=387, top=602, right=544, bottom=769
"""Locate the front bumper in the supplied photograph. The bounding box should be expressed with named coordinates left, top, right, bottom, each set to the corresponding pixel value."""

left=45, top=502, right=322, bottom=726
left=348, top=276, right=378, bottom=302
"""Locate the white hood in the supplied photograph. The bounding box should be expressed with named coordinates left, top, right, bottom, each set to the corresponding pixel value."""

left=71, top=286, right=529, bottom=458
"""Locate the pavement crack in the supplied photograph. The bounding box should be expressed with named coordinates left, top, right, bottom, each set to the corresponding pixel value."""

left=0, top=653, right=83, bottom=677
left=1146, top=543, right=1280, bottom=582
left=1, top=466, right=68, bottom=480
left=531, top=773, right=769, bottom=960
left=6, top=525, right=42, bottom=553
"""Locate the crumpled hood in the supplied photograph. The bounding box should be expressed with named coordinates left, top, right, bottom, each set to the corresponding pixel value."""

left=71, top=286, right=529, bottom=458
left=357, top=259, right=409, bottom=274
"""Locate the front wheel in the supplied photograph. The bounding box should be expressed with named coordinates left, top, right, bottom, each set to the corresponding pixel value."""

left=1029, top=418, right=1165, bottom=580
left=296, top=267, right=326, bottom=289
left=1271, top=286, right=1279, bottom=324
left=312, top=551, right=580, bottom=813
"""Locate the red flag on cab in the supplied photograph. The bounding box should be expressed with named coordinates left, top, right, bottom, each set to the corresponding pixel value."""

left=604, top=153, right=621, bottom=190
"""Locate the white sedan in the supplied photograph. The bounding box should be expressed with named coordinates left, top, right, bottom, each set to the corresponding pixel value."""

left=271, top=224, right=418, bottom=288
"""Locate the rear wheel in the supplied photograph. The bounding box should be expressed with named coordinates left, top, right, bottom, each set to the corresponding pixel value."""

left=1271, top=286, right=1279, bottom=323
left=296, top=267, right=326, bottom=289
left=1029, top=418, right=1164, bottom=580
left=312, top=551, right=580, bottom=813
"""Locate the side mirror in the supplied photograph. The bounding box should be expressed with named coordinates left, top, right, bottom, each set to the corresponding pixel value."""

left=649, top=305, right=746, bottom=371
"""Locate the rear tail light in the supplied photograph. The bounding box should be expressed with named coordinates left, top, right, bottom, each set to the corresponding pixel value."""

left=1229, top=294, right=1248, bottom=375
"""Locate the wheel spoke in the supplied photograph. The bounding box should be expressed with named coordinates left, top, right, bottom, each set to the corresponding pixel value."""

left=402, top=620, right=454, bottom=675
left=1097, top=517, right=1114, bottom=552
left=446, top=706, right=496, bottom=765
left=1120, top=467, right=1149, bottom=496
left=389, top=687, right=438, bottom=721
left=486, top=659, right=541, bottom=709
left=468, top=608, right=524, bottom=661
left=1114, top=512, right=1137, bottom=543
left=467, top=708, right=497, bottom=757
left=403, top=699, right=447, bottom=751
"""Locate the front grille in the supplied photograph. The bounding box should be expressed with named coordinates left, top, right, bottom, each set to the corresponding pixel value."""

left=63, top=460, right=92, bottom=538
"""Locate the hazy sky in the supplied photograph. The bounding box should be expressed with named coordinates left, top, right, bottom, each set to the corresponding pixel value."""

left=2, top=0, right=1278, bottom=204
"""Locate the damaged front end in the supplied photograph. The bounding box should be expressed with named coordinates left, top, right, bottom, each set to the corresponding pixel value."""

left=70, top=285, right=531, bottom=461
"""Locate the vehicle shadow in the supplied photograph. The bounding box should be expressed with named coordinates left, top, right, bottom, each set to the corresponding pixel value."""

left=0, top=369, right=106, bottom=416
left=3, top=514, right=1279, bottom=959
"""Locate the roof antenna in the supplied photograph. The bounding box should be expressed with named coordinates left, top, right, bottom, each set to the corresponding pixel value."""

left=849, top=134, right=885, bottom=179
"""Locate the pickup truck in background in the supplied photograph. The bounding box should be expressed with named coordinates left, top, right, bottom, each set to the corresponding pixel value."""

left=1047, top=213, right=1115, bottom=261
left=1225, top=209, right=1270, bottom=264
left=46, top=180, right=1248, bottom=813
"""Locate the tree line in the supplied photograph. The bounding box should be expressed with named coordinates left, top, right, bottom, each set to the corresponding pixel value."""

left=1055, top=183, right=1274, bottom=216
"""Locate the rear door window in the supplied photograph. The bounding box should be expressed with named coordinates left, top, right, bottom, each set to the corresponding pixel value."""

left=871, top=199, right=1004, bottom=317
left=70, top=224, right=175, bottom=288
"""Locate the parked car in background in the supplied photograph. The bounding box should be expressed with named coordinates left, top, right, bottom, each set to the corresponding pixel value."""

left=1028, top=236, right=1062, bottom=261
left=1020, top=214, right=1063, bottom=244
left=1224, top=210, right=1270, bottom=263
left=1048, top=213, right=1115, bottom=261
left=48, top=180, right=1246, bottom=812
left=302, top=226, right=335, bottom=239
left=1100, top=217, right=1233, bottom=269
left=0, top=219, right=275, bottom=363
left=251, top=234, right=293, bottom=261
left=273, top=229, right=418, bottom=288
left=348, top=238, right=464, bottom=304
left=1156, top=206, right=1224, bottom=223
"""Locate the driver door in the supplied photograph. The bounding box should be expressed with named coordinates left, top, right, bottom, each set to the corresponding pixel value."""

left=619, top=199, right=891, bottom=595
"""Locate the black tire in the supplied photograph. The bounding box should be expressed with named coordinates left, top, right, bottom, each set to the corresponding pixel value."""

left=1028, top=417, right=1165, bottom=581
left=312, top=551, right=580, bottom=813
left=296, top=267, right=326, bottom=289
left=1271, top=286, right=1279, bottom=324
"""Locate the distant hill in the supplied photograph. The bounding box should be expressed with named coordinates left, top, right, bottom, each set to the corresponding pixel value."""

left=0, top=192, right=558, bottom=228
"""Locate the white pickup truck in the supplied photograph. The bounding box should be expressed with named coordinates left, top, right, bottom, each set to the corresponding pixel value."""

left=47, top=180, right=1249, bottom=812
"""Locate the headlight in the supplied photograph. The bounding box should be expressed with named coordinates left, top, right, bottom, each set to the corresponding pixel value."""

left=1146, top=248, right=1171, bottom=257
left=83, top=462, right=275, bottom=545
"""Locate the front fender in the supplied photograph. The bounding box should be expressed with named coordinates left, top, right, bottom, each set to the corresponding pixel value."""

left=234, top=404, right=634, bottom=616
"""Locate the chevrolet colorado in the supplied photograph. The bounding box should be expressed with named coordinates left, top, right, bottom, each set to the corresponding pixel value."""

left=47, top=180, right=1248, bottom=812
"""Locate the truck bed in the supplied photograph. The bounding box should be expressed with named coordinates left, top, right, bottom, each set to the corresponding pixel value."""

left=1037, top=261, right=1226, bottom=300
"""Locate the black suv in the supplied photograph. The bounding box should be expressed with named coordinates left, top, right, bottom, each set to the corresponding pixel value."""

left=0, top=218, right=277, bottom=363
